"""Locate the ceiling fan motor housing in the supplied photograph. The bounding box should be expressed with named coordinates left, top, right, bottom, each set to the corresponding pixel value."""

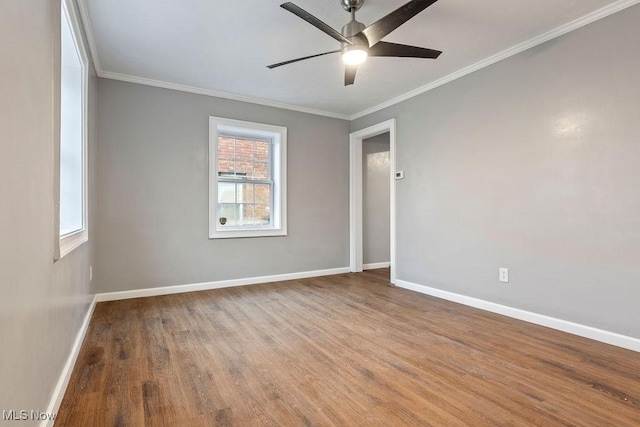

left=341, top=19, right=367, bottom=53
left=342, top=19, right=365, bottom=38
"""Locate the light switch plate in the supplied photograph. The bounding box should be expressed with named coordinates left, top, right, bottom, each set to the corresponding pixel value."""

left=395, top=171, right=405, bottom=180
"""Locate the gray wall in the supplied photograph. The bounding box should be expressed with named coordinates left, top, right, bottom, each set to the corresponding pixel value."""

left=363, top=133, right=390, bottom=265
left=351, top=5, right=640, bottom=338
left=96, top=79, right=350, bottom=292
left=0, top=0, right=96, bottom=420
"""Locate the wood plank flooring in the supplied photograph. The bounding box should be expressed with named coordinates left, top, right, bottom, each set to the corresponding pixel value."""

left=56, top=269, right=640, bottom=426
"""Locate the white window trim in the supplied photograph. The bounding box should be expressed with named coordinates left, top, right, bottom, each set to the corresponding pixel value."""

left=59, top=0, right=89, bottom=259
left=209, top=116, right=287, bottom=239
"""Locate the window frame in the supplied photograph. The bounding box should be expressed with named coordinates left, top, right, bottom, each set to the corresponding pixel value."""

left=209, top=116, right=287, bottom=239
left=58, top=0, right=89, bottom=259
left=216, top=133, right=274, bottom=229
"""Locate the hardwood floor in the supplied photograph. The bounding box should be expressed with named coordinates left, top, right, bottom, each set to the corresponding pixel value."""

left=57, top=269, right=640, bottom=426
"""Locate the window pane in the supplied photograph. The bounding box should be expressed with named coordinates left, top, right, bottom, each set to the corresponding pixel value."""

left=254, top=140, right=269, bottom=162
left=218, top=182, right=235, bottom=203
left=217, top=204, right=238, bottom=226
left=235, top=139, right=253, bottom=160
left=235, top=160, right=253, bottom=178
left=255, top=204, right=271, bottom=225
left=60, top=7, right=84, bottom=236
left=254, top=162, right=269, bottom=180
left=218, top=136, right=272, bottom=181
left=218, top=136, right=235, bottom=177
left=218, top=159, right=235, bottom=177
left=239, top=204, right=255, bottom=226
left=255, top=184, right=271, bottom=204
left=238, top=183, right=254, bottom=204
left=217, top=137, right=234, bottom=159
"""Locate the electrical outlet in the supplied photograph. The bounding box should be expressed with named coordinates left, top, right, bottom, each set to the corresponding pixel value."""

left=499, top=268, right=509, bottom=283
left=90, top=266, right=93, bottom=281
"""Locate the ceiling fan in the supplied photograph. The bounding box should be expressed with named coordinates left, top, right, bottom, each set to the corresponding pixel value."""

left=267, top=0, right=442, bottom=86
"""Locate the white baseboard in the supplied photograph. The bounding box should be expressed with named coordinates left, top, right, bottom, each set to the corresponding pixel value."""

left=42, top=295, right=97, bottom=427
left=363, top=262, right=391, bottom=270
left=96, top=267, right=351, bottom=302
left=395, top=279, right=640, bottom=353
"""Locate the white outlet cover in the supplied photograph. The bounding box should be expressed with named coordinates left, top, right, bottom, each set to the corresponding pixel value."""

left=499, top=268, right=509, bottom=283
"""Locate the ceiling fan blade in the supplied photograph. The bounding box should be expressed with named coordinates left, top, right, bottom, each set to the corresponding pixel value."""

left=281, top=2, right=352, bottom=45
left=369, top=42, right=442, bottom=59
left=360, top=0, right=438, bottom=47
left=345, top=64, right=357, bottom=86
left=267, top=50, right=341, bottom=69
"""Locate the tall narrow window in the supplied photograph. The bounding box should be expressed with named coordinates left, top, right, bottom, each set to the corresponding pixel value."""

left=58, top=0, right=88, bottom=257
left=209, top=117, right=287, bottom=239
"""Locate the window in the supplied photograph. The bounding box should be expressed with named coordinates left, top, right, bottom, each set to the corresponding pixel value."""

left=58, top=0, right=88, bottom=258
left=209, top=117, right=287, bottom=239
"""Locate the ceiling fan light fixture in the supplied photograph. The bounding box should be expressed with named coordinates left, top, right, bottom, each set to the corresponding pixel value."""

left=269, top=1, right=442, bottom=86
left=342, top=46, right=368, bottom=65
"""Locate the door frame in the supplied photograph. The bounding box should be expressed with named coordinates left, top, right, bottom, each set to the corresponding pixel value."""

left=349, top=119, right=397, bottom=284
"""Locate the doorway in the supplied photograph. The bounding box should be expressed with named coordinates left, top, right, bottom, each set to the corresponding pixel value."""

left=349, top=119, right=397, bottom=284
left=363, top=132, right=390, bottom=271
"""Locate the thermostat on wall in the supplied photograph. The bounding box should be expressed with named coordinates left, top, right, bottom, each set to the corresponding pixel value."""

left=395, top=171, right=405, bottom=180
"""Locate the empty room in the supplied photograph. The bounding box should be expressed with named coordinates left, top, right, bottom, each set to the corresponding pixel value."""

left=2, top=0, right=640, bottom=425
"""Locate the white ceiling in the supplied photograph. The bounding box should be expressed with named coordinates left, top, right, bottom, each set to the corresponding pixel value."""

left=81, top=0, right=632, bottom=118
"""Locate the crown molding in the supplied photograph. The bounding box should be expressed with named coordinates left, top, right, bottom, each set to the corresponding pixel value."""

left=350, top=0, right=640, bottom=120
left=76, top=0, right=639, bottom=121
left=97, top=71, right=351, bottom=120
left=76, top=0, right=101, bottom=72
left=76, top=1, right=349, bottom=120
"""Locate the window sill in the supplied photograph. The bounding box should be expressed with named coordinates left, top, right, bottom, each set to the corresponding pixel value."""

left=59, top=229, right=88, bottom=259
left=209, top=227, right=287, bottom=239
